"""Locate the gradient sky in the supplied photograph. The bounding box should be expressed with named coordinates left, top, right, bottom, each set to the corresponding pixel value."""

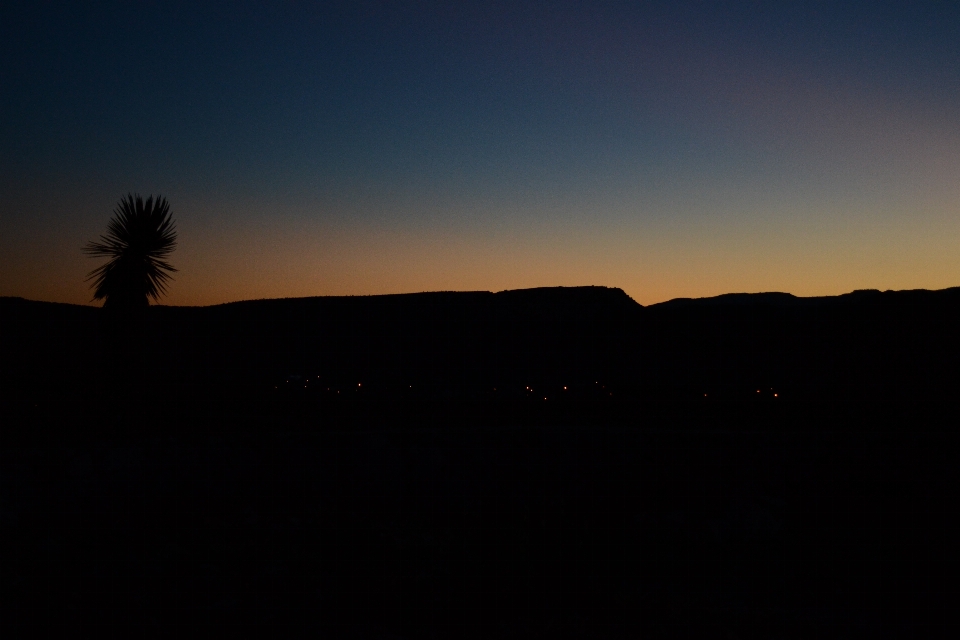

left=3, top=1, right=960, bottom=306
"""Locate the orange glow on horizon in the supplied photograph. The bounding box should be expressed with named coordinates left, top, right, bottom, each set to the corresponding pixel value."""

left=5, top=187, right=960, bottom=308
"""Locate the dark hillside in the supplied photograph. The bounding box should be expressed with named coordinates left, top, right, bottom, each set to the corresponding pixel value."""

left=204, top=285, right=640, bottom=323
left=642, top=287, right=960, bottom=401
left=3, top=285, right=960, bottom=406
left=4, top=288, right=960, bottom=636
left=1, top=287, right=641, bottom=406
left=0, top=297, right=102, bottom=403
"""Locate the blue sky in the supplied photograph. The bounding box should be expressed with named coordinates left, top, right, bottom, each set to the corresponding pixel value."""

left=3, top=1, right=960, bottom=305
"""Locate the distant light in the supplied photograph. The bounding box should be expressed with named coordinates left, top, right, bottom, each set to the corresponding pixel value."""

left=774, top=394, right=778, bottom=397
left=563, top=386, right=567, bottom=390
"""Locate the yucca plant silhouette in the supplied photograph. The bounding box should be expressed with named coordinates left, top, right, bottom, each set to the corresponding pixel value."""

left=84, top=194, right=178, bottom=309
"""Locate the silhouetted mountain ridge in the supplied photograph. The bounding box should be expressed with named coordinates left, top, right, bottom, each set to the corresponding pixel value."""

left=4, top=285, right=960, bottom=403
left=8, top=284, right=960, bottom=318
left=649, top=286, right=960, bottom=314
left=178, top=285, right=642, bottom=323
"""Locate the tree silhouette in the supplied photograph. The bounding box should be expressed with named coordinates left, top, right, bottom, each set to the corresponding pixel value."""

left=84, top=194, right=178, bottom=309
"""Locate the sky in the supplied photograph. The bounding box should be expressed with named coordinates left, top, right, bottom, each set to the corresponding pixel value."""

left=2, top=0, right=960, bottom=306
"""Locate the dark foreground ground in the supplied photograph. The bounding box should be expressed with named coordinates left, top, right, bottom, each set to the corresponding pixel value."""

left=2, top=400, right=958, bottom=637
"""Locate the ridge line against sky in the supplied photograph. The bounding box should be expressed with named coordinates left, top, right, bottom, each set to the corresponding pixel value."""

left=9, top=284, right=960, bottom=311
left=2, top=1, right=959, bottom=306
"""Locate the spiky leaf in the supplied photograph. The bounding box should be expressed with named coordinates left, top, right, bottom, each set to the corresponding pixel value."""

left=84, top=193, right=178, bottom=308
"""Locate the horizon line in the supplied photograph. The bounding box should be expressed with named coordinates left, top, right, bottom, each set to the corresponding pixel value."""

left=6, top=284, right=960, bottom=310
